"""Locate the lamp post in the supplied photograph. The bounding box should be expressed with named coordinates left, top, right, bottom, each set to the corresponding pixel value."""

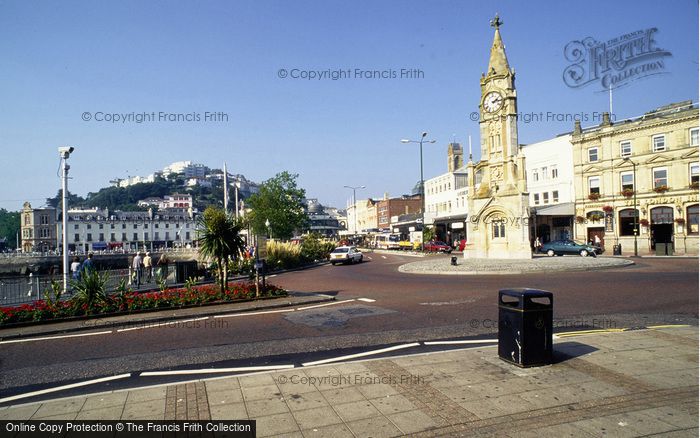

left=58, top=146, right=75, bottom=294
left=401, top=132, right=435, bottom=234
left=343, top=185, right=365, bottom=235
left=265, top=218, right=271, bottom=239
left=623, top=157, right=638, bottom=257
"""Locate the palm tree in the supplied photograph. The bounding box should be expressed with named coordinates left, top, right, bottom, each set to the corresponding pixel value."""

left=196, top=207, right=246, bottom=294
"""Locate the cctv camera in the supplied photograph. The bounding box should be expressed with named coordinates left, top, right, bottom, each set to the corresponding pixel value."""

left=58, top=146, right=74, bottom=158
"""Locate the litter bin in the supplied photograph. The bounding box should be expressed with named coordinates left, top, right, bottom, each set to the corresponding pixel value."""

left=451, top=256, right=458, bottom=266
left=655, top=243, right=667, bottom=256
left=498, top=288, right=553, bottom=367
left=613, top=244, right=622, bottom=256
left=175, top=261, right=198, bottom=283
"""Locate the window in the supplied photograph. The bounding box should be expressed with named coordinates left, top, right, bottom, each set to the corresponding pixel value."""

left=133, top=233, right=138, bottom=241
left=99, top=233, right=104, bottom=241
left=620, top=172, right=634, bottom=191
left=40, top=215, right=49, bottom=225
left=551, top=166, right=558, bottom=179
left=588, top=147, right=599, bottom=162
left=86, top=233, right=92, bottom=242
left=543, top=192, right=549, bottom=204
left=165, top=232, right=171, bottom=240
left=653, top=168, right=668, bottom=188
left=165, top=224, right=170, bottom=228
left=74, top=224, right=79, bottom=230
left=652, top=135, right=665, bottom=152
left=620, top=141, right=632, bottom=157
left=74, top=234, right=80, bottom=242
left=155, top=223, right=159, bottom=228
left=155, top=232, right=160, bottom=240
left=619, top=209, right=639, bottom=236
left=588, top=176, right=600, bottom=194
left=144, top=232, right=149, bottom=240
left=40, top=228, right=50, bottom=238
left=532, top=170, right=539, bottom=182
left=122, top=233, right=127, bottom=241
left=691, top=128, right=699, bottom=146
left=24, top=215, right=30, bottom=225
left=133, top=224, right=138, bottom=229
left=122, top=224, right=126, bottom=229
left=690, top=163, right=699, bottom=185
left=552, top=190, right=559, bottom=203
left=110, top=233, right=116, bottom=242
left=533, top=193, right=540, bottom=205
left=541, top=167, right=548, bottom=180
left=688, top=205, right=699, bottom=234
left=185, top=232, right=191, bottom=240
left=110, top=223, right=115, bottom=229
left=492, top=220, right=506, bottom=239
left=99, top=224, right=104, bottom=229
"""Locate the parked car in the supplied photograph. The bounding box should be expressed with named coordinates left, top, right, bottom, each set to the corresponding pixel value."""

left=330, top=246, right=363, bottom=265
left=539, top=240, right=598, bottom=257
left=423, top=241, right=452, bottom=253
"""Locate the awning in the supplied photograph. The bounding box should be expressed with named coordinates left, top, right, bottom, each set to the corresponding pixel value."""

left=432, top=213, right=468, bottom=223
left=532, top=202, right=575, bottom=216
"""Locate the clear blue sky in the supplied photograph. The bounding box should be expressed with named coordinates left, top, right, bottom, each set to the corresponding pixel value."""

left=0, top=0, right=697, bottom=211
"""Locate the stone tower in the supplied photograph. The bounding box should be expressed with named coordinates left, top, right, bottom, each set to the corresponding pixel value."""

left=447, top=142, right=464, bottom=172
left=464, top=14, right=531, bottom=259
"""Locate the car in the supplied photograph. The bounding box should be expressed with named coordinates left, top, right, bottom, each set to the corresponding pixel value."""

left=330, top=246, right=363, bottom=265
left=423, top=240, right=452, bottom=253
left=539, top=240, right=598, bottom=257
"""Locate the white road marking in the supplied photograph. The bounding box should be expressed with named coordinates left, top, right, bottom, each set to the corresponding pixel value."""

left=381, top=255, right=387, bottom=259
left=295, top=299, right=356, bottom=311
left=357, top=298, right=376, bottom=303
left=268, top=274, right=277, bottom=278
left=140, top=365, right=294, bottom=376
left=213, top=309, right=295, bottom=319
left=116, top=317, right=209, bottom=332
left=0, top=330, right=113, bottom=345
left=302, top=343, right=421, bottom=367
left=0, top=373, right=131, bottom=404
left=423, top=339, right=498, bottom=345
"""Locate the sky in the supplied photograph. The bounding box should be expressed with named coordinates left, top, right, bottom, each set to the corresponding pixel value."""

left=0, top=0, right=697, bottom=212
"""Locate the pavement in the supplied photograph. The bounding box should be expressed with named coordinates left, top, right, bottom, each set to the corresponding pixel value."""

left=399, top=255, right=634, bottom=275
left=0, top=325, right=696, bottom=437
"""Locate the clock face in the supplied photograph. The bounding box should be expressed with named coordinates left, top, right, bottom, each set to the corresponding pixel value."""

left=483, top=91, right=504, bottom=113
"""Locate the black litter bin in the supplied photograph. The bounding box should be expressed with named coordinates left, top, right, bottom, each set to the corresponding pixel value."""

left=498, top=288, right=553, bottom=367
left=451, top=256, right=458, bottom=266
left=175, top=261, right=198, bottom=283
left=613, top=244, right=622, bottom=256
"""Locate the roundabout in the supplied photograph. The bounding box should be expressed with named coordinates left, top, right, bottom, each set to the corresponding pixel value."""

left=398, top=255, right=635, bottom=275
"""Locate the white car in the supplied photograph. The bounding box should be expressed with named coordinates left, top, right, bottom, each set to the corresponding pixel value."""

left=330, top=246, right=363, bottom=265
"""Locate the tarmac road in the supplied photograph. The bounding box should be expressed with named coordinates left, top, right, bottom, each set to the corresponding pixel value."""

left=0, top=252, right=697, bottom=403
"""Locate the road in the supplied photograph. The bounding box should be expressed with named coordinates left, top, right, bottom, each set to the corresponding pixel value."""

left=1, top=252, right=697, bottom=403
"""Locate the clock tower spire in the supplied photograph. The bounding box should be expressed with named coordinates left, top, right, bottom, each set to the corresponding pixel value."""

left=464, top=15, right=531, bottom=259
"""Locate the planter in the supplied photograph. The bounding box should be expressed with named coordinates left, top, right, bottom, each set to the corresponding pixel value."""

left=602, top=206, right=614, bottom=213
left=588, top=193, right=601, bottom=201
left=620, top=189, right=635, bottom=198
left=653, top=185, right=669, bottom=194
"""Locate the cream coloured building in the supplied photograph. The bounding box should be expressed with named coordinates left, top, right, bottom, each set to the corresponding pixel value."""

left=572, top=101, right=699, bottom=255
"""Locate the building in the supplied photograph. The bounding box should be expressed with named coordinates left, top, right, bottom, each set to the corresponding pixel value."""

left=424, top=143, right=471, bottom=244
left=572, top=101, right=699, bottom=255
left=304, top=199, right=342, bottom=237
left=58, top=207, right=199, bottom=253
left=464, top=15, right=531, bottom=259
left=163, top=161, right=209, bottom=179
left=522, top=134, right=575, bottom=243
left=376, top=194, right=422, bottom=230
left=137, top=193, right=193, bottom=211
left=20, top=202, right=58, bottom=253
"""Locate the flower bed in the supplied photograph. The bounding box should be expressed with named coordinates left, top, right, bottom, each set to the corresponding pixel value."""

left=0, top=282, right=286, bottom=326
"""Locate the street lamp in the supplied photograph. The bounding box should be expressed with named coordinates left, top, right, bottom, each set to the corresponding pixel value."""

left=623, top=157, right=638, bottom=257
left=343, top=185, right=365, bottom=235
left=58, top=146, right=75, bottom=294
left=265, top=218, right=271, bottom=239
left=401, top=132, right=436, bottom=234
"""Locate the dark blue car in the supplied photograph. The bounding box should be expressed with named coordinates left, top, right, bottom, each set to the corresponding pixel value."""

left=539, top=240, right=598, bottom=257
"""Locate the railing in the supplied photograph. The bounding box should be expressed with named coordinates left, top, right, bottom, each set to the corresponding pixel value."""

left=0, top=266, right=181, bottom=307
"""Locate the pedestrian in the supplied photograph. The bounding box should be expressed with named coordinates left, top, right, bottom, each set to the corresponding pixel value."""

left=534, top=236, right=542, bottom=253
left=594, top=235, right=601, bottom=248
left=70, top=256, right=81, bottom=280
left=81, top=252, right=96, bottom=276
left=132, top=251, right=143, bottom=287
left=143, top=251, right=153, bottom=282
left=157, top=253, right=168, bottom=282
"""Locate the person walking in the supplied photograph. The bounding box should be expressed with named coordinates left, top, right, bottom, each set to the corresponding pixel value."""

left=143, top=252, right=153, bottom=282
left=132, top=251, right=144, bottom=288
left=70, top=256, right=81, bottom=280
left=157, top=253, right=168, bottom=282
left=81, top=252, right=96, bottom=276
left=534, top=236, right=542, bottom=253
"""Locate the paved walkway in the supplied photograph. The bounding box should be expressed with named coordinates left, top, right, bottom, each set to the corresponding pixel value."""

left=399, top=255, right=634, bottom=275
left=1, top=326, right=696, bottom=437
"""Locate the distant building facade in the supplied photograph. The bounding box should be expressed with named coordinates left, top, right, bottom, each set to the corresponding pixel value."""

left=572, top=101, right=699, bottom=255
left=20, top=202, right=58, bottom=253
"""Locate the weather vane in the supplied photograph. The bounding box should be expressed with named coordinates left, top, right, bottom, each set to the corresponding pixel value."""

left=490, top=13, right=502, bottom=29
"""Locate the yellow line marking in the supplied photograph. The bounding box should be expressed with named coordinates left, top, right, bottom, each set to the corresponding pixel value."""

left=648, top=324, right=691, bottom=329
left=556, top=328, right=627, bottom=337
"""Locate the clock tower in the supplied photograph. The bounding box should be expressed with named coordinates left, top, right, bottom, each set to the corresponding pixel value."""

left=464, top=15, right=531, bottom=259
